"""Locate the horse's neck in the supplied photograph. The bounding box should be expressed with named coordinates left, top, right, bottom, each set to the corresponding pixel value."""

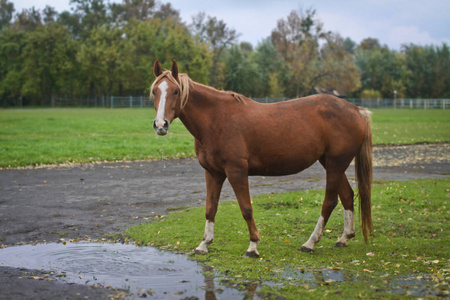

left=178, top=85, right=227, bottom=142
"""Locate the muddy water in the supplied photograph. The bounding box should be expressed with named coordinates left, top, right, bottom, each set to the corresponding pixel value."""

left=0, top=242, right=251, bottom=299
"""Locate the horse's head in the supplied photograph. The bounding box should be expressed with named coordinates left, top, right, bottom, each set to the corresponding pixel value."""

left=151, top=60, right=182, bottom=136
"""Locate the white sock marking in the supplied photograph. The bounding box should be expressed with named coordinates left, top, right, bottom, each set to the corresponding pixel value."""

left=337, top=209, right=355, bottom=245
left=155, top=80, right=168, bottom=128
left=246, top=241, right=260, bottom=256
left=196, top=220, right=214, bottom=254
left=302, top=215, right=325, bottom=250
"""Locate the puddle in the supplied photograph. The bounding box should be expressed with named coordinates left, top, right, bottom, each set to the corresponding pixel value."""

left=1, top=242, right=444, bottom=298
left=282, top=268, right=356, bottom=284
left=0, top=242, right=253, bottom=299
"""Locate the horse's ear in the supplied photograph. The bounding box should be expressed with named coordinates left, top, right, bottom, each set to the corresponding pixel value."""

left=153, top=60, right=163, bottom=77
left=171, top=60, right=179, bottom=81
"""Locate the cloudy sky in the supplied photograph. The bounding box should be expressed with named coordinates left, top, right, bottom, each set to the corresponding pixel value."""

left=13, top=0, right=450, bottom=50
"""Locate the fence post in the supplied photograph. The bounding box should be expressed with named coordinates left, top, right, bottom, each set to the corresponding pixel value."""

left=130, top=96, right=132, bottom=108
left=111, top=96, right=114, bottom=109
left=140, top=96, right=143, bottom=108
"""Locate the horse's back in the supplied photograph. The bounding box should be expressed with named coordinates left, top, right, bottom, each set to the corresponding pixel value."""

left=242, top=94, right=367, bottom=176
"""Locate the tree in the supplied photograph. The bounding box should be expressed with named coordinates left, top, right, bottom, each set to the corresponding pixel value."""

left=271, top=9, right=360, bottom=97
left=355, top=46, right=407, bottom=98
left=42, top=6, right=58, bottom=24
left=224, top=44, right=260, bottom=96
left=403, top=43, right=450, bottom=98
left=0, top=0, right=14, bottom=30
left=253, top=38, right=288, bottom=97
left=109, top=0, right=180, bottom=24
left=12, top=7, right=42, bottom=31
left=68, top=0, right=108, bottom=39
left=78, top=24, right=134, bottom=102
left=21, top=22, right=77, bottom=106
left=0, top=28, right=26, bottom=106
left=190, top=12, right=239, bottom=88
left=125, top=17, right=211, bottom=93
left=271, top=9, right=329, bottom=97
left=358, top=38, right=381, bottom=51
left=320, top=33, right=361, bottom=94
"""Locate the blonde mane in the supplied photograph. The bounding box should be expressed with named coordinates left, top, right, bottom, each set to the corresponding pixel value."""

left=150, top=71, right=191, bottom=109
left=150, top=71, right=246, bottom=107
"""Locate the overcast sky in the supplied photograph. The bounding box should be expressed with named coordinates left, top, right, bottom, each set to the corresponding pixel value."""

left=12, top=0, right=450, bottom=50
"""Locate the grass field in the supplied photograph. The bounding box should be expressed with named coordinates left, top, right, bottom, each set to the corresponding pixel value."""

left=126, top=178, right=450, bottom=299
left=0, top=108, right=449, bottom=168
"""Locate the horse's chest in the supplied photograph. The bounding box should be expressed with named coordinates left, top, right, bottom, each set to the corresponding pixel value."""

left=195, top=140, right=226, bottom=173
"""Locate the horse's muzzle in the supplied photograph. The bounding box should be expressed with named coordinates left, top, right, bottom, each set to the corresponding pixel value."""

left=153, top=119, right=169, bottom=136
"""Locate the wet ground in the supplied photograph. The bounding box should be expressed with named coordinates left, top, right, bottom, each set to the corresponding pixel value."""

left=0, top=143, right=449, bottom=299
left=0, top=242, right=247, bottom=299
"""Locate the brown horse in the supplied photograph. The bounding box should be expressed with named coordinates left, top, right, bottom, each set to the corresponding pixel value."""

left=151, top=60, right=373, bottom=257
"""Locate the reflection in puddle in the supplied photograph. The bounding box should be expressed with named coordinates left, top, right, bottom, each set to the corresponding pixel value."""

left=0, top=242, right=250, bottom=299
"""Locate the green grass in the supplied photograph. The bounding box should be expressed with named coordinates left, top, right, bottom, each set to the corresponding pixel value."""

left=371, top=108, right=450, bottom=145
left=0, top=108, right=195, bottom=168
left=0, top=108, right=449, bottom=168
left=126, top=178, right=450, bottom=299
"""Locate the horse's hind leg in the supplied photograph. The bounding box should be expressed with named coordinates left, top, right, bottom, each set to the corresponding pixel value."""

left=301, top=170, right=342, bottom=253
left=195, top=170, right=225, bottom=255
left=335, top=174, right=356, bottom=247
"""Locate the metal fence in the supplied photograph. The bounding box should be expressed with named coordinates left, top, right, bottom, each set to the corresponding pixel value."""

left=110, top=96, right=151, bottom=108
left=252, top=97, right=450, bottom=109
left=48, top=95, right=450, bottom=110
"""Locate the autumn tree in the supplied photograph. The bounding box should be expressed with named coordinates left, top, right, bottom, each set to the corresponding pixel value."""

left=271, top=9, right=360, bottom=97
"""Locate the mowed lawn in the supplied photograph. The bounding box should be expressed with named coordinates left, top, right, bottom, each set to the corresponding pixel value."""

left=0, top=107, right=449, bottom=168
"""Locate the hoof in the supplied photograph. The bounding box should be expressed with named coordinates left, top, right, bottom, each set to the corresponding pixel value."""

left=194, top=248, right=208, bottom=255
left=300, top=246, right=314, bottom=253
left=243, top=251, right=259, bottom=258
left=334, top=242, right=347, bottom=248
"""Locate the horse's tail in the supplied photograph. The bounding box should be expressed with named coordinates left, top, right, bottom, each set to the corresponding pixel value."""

left=356, top=108, right=373, bottom=243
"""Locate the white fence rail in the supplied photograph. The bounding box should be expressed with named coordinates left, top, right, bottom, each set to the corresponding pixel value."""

left=252, top=97, right=450, bottom=109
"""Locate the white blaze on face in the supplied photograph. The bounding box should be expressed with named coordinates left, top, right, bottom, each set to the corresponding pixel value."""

left=155, top=80, right=169, bottom=128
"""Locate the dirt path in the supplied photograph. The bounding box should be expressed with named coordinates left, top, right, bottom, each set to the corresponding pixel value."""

left=0, top=143, right=448, bottom=299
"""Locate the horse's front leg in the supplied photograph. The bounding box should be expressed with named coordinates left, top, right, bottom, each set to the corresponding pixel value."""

left=226, top=166, right=261, bottom=257
left=195, top=170, right=225, bottom=255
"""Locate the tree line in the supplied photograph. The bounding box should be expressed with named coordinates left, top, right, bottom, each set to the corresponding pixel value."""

left=0, top=0, right=449, bottom=107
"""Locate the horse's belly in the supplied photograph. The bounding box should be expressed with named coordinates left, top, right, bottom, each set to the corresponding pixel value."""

left=248, top=156, right=316, bottom=176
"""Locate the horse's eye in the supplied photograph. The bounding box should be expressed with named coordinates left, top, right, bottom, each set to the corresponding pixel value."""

left=152, top=90, right=156, bottom=95
left=174, top=90, right=178, bottom=95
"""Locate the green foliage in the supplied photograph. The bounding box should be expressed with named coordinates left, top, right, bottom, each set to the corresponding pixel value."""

left=355, top=47, right=408, bottom=98
left=361, top=89, right=382, bottom=99
left=0, top=1, right=449, bottom=105
left=127, top=178, right=450, bottom=299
